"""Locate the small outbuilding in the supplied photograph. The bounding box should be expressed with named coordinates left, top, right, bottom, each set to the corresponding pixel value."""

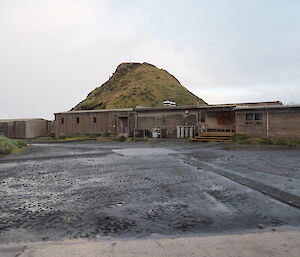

left=0, top=118, right=50, bottom=139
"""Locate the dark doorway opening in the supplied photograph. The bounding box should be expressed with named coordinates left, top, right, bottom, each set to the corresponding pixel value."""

left=118, top=117, right=128, bottom=134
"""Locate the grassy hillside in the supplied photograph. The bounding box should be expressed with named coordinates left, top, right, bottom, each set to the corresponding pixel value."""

left=73, top=62, right=206, bottom=110
left=0, top=135, right=27, bottom=156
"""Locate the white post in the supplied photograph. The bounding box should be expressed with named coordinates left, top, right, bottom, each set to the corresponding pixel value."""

left=185, top=127, right=189, bottom=138
left=266, top=106, right=269, bottom=137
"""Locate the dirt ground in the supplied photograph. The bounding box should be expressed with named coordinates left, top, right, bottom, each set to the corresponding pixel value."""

left=0, top=140, right=299, bottom=242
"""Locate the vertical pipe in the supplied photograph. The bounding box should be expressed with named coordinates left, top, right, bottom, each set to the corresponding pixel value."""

left=127, top=112, right=129, bottom=134
left=198, top=112, right=201, bottom=136
left=134, top=111, right=137, bottom=139
left=266, top=106, right=269, bottom=137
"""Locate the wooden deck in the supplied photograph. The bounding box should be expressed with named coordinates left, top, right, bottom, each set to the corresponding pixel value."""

left=192, top=132, right=232, bottom=142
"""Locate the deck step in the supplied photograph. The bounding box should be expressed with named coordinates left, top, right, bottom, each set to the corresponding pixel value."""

left=192, top=134, right=232, bottom=142
left=192, top=139, right=231, bottom=141
left=193, top=137, right=231, bottom=139
left=199, top=132, right=233, bottom=137
left=192, top=139, right=230, bottom=142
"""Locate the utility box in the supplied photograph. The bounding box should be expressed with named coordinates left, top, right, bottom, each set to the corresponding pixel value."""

left=152, top=128, right=160, bottom=138
left=177, top=126, right=195, bottom=138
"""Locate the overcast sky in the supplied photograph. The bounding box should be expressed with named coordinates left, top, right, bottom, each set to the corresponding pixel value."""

left=1, top=0, right=300, bottom=120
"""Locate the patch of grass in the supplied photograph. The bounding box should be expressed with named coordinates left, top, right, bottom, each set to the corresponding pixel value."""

left=272, top=137, right=287, bottom=146
left=58, top=136, right=68, bottom=140
left=30, top=136, right=56, bottom=141
left=0, top=135, right=27, bottom=156
left=231, top=134, right=249, bottom=141
left=73, top=133, right=103, bottom=138
left=57, top=133, right=104, bottom=141
left=130, top=137, right=149, bottom=142
left=286, top=139, right=300, bottom=147
left=258, top=137, right=273, bottom=145
left=231, top=134, right=300, bottom=147
left=32, top=133, right=114, bottom=142
left=117, top=135, right=127, bottom=142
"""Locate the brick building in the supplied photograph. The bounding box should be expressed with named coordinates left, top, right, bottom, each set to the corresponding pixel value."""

left=54, top=101, right=300, bottom=139
left=235, top=105, right=300, bottom=138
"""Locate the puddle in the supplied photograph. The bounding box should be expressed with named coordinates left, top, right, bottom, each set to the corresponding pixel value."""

left=112, top=148, right=176, bottom=156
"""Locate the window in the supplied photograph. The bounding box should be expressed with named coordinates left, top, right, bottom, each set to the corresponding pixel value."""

left=255, top=113, right=263, bottom=120
left=93, top=117, right=97, bottom=123
left=157, top=116, right=167, bottom=125
left=61, top=118, right=64, bottom=124
left=245, top=112, right=263, bottom=125
left=76, top=117, right=80, bottom=124
left=199, top=112, right=205, bottom=123
left=246, top=113, right=254, bottom=120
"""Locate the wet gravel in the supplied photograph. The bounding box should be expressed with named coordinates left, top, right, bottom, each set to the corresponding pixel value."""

left=0, top=141, right=299, bottom=242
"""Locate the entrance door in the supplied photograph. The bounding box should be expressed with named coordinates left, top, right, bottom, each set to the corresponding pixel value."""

left=160, top=129, right=168, bottom=138
left=118, top=117, right=128, bottom=134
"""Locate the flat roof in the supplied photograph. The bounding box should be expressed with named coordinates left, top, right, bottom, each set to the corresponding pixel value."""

left=54, top=101, right=291, bottom=114
left=234, top=104, right=300, bottom=111
left=0, top=118, right=46, bottom=123
left=55, top=108, right=134, bottom=115
left=56, top=105, right=239, bottom=115
left=210, top=101, right=282, bottom=106
left=135, top=104, right=233, bottom=111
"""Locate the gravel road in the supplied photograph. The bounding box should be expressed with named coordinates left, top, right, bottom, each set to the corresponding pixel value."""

left=0, top=141, right=299, bottom=242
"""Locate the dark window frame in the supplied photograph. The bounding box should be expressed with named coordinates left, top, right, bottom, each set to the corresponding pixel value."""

left=255, top=113, right=263, bottom=121
left=76, top=117, right=80, bottom=124
left=245, top=112, right=264, bottom=125
left=245, top=113, right=254, bottom=120
left=93, top=117, right=97, bottom=123
left=61, top=117, right=64, bottom=124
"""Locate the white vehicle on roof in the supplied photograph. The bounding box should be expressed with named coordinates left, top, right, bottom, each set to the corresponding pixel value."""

left=163, top=101, right=177, bottom=106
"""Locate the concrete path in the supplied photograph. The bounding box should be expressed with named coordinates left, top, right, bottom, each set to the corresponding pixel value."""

left=1, top=230, right=299, bottom=257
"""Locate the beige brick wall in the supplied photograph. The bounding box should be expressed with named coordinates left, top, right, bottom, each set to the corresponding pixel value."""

left=235, top=108, right=300, bottom=138
left=136, top=111, right=198, bottom=138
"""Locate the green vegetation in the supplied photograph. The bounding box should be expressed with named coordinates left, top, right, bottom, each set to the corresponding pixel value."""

left=231, top=133, right=250, bottom=141
left=30, top=133, right=114, bottom=142
left=58, top=133, right=103, bottom=140
left=130, top=137, right=149, bottom=142
left=31, top=136, right=56, bottom=141
left=117, top=135, right=127, bottom=142
left=232, top=134, right=300, bottom=147
left=73, top=62, right=207, bottom=110
left=112, top=136, right=150, bottom=142
left=56, top=133, right=109, bottom=141
left=0, top=135, right=27, bottom=156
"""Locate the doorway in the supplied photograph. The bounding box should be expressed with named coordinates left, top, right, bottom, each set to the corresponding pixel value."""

left=118, top=117, right=128, bottom=134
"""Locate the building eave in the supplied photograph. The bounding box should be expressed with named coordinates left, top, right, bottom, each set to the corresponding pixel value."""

left=234, top=104, right=300, bottom=111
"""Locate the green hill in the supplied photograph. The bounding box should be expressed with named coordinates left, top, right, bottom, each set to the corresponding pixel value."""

left=73, top=62, right=207, bottom=110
